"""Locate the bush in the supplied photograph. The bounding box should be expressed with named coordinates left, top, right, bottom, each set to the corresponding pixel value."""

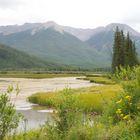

left=45, top=88, right=82, bottom=140
left=0, top=85, right=22, bottom=140
left=112, top=66, right=137, bottom=81
left=105, top=67, right=140, bottom=122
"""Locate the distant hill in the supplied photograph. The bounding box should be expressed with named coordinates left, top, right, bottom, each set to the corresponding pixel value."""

left=0, top=43, right=68, bottom=70
left=0, top=22, right=140, bottom=69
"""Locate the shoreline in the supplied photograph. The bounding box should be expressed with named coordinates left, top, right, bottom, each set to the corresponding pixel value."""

left=0, top=77, right=96, bottom=109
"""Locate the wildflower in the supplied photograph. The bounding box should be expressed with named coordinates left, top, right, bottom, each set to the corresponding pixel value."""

left=116, top=109, right=121, bottom=114
left=125, top=95, right=131, bottom=101
left=123, top=115, right=129, bottom=120
left=116, top=99, right=122, bottom=104
left=120, top=114, right=124, bottom=117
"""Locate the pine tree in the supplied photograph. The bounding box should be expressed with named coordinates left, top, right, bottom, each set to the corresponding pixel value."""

left=124, top=32, right=131, bottom=67
left=124, top=33, right=138, bottom=67
left=112, top=27, right=124, bottom=72
left=112, top=27, right=139, bottom=72
left=112, top=27, right=119, bottom=72
left=131, top=41, right=139, bottom=66
left=119, top=30, right=125, bottom=67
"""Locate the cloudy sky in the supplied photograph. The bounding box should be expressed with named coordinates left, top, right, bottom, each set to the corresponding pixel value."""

left=0, top=0, right=140, bottom=31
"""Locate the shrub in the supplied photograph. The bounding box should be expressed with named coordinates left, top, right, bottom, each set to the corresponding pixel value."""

left=101, top=68, right=140, bottom=123
left=45, top=88, right=82, bottom=140
left=0, top=85, right=22, bottom=140
left=112, top=66, right=137, bottom=81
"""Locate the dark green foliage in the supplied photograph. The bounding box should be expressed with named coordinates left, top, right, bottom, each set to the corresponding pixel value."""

left=112, top=27, right=125, bottom=72
left=112, top=27, right=139, bottom=72
left=124, top=33, right=139, bottom=67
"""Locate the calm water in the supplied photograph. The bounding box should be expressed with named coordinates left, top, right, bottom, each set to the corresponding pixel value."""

left=0, top=77, right=97, bottom=130
left=17, top=107, right=54, bottom=131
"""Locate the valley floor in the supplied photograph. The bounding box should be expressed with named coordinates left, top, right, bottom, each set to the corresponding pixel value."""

left=2, top=73, right=140, bottom=140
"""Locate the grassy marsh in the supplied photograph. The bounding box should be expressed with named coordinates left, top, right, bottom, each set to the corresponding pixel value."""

left=28, top=75, right=122, bottom=112
left=4, top=68, right=140, bottom=140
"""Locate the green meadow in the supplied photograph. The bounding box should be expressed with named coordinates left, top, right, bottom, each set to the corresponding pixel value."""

left=1, top=68, right=140, bottom=140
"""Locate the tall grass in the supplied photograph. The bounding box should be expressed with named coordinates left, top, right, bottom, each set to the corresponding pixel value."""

left=29, top=84, right=122, bottom=113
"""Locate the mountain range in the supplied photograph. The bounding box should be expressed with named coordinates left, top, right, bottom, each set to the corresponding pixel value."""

left=0, top=21, right=140, bottom=70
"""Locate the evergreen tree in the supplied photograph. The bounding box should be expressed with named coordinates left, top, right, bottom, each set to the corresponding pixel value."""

left=112, top=27, right=139, bottom=72
left=131, top=41, right=139, bottom=66
left=112, top=27, right=119, bottom=72
left=119, top=30, right=125, bottom=67
left=124, top=33, right=138, bottom=67
left=112, top=27, right=124, bottom=72
left=124, top=32, right=131, bottom=67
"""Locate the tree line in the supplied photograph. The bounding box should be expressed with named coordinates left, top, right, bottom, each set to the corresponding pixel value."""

left=112, top=27, right=139, bottom=72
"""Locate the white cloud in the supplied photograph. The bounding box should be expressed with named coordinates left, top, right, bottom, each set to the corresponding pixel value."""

left=0, top=0, right=23, bottom=9
left=0, top=0, right=140, bottom=31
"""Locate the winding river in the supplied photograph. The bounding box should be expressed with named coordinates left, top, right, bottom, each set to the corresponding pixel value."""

left=0, top=77, right=97, bottom=130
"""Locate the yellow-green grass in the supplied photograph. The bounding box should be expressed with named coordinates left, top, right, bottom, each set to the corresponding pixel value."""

left=29, top=84, right=122, bottom=113
left=0, top=72, right=84, bottom=79
left=77, top=84, right=122, bottom=112
left=79, top=76, right=115, bottom=85
left=28, top=92, right=61, bottom=107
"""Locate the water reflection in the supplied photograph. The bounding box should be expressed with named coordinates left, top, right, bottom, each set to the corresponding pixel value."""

left=17, top=107, right=53, bottom=131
